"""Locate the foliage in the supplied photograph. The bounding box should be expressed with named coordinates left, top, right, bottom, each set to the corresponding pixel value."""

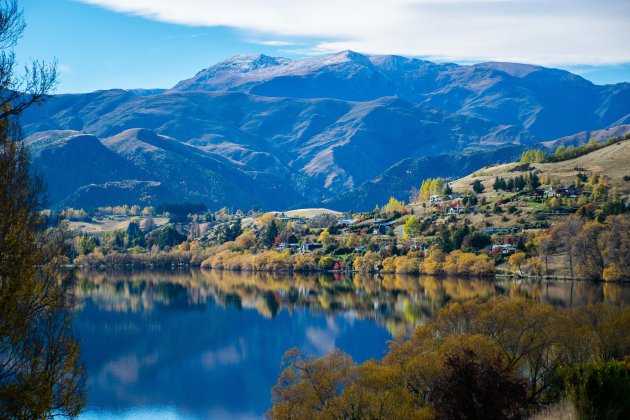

left=548, top=135, right=630, bottom=162
left=265, top=220, right=280, bottom=247
left=152, top=225, right=186, bottom=248
left=560, top=360, right=630, bottom=420
left=471, top=179, right=485, bottom=194
left=0, top=2, right=86, bottom=417
left=267, top=299, right=630, bottom=419
left=520, top=149, right=546, bottom=164
left=431, top=348, right=528, bottom=419
left=403, top=216, right=422, bottom=239
left=382, top=196, right=406, bottom=216
left=419, top=178, right=445, bottom=201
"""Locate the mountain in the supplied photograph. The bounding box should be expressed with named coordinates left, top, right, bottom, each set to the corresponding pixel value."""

left=21, top=51, right=630, bottom=210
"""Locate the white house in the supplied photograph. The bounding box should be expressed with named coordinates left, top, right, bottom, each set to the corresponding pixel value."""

left=429, top=195, right=442, bottom=203
left=448, top=207, right=466, bottom=214
left=492, top=244, right=516, bottom=254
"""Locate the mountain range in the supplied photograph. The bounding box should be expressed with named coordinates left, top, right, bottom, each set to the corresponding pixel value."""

left=21, top=51, right=630, bottom=210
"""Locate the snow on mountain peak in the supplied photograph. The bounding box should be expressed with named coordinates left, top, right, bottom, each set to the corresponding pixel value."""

left=215, top=53, right=290, bottom=73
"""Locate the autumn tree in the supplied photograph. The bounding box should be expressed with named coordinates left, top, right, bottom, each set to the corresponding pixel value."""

left=531, top=232, right=555, bottom=275
left=382, top=196, right=406, bottom=216
left=431, top=349, right=528, bottom=420
left=509, top=252, right=526, bottom=275
left=418, top=178, right=445, bottom=201
left=0, top=2, right=86, bottom=416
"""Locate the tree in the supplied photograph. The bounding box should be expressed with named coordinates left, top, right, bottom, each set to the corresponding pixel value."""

left=471, top=179, right=485, bottom=194
left=493, top=176, right=507, bottom=191
left=126, top=220, right=142, bottom=240
left=0, top=3, right=86, bottom=416
left=520, top=149, right=546, bottom=164
left=550, top=216, right=583, bottom=278
left=383, top=196, right=406, bottom=216
left=509, top=252, right=526, bottom=274
left=532, top=232, right=554, bottom=275
left=527, top=173, right=541, bottom=191
left=269, top=348, right=356, bottom=419
left=560, top=361, right=630, bottom=420
left=0, top=3, right=57, bottom=121
left=403, top=216, right=422, bottom=240
left=431, top=349, right=528, bottom=420
left=463, top=231, right=491, bottom=251
left=153, top=225, right=186, bottom=248
left=419, top=178, right=445, bottom=201
left=265, top=220, right=279, bottom=247
left=143, top=212, right=155, bottom=232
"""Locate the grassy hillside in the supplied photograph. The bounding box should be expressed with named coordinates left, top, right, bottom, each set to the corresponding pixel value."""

left=450, top=138, right=630, bottom=199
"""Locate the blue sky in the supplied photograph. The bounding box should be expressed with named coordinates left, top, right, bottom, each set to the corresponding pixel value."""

left=15, top=0, right=630, bottom=93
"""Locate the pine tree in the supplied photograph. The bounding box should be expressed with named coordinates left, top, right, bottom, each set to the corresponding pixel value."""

left=265, top=220, right=279, bottom=247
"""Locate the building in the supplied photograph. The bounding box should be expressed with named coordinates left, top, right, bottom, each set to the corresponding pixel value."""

left=429, top=195, right=442, bottom=203
left=299, top=243, right=323, bottom=253
left=481, top=227, right=518, bottom=235
left=492, top=244, right=516, bottom=254
left=448, top=207, right=466, bottom=214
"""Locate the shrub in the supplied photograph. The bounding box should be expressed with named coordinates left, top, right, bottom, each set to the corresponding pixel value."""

left=560, top=361, right=630, bottom=420
left=318, top=256, right=335, bottom=270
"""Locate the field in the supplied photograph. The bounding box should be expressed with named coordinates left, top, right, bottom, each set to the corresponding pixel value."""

left=68, top=216, right=169, bottom=233
left=272, top=208, right=343, bottom=218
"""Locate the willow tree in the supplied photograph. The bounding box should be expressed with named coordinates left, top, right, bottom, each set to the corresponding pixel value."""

left=0, top=1, right=86, bottom=417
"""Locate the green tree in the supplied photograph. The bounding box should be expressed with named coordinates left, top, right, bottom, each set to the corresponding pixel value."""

left=527, top=172, right=541, bottom=191
left=153, top=225, right=186, bottom=248
left=561, top=361, right=630, bottom=420
left=493, top=176, right=506, bottom=191
left=520, top=149, right=546, bottom=164
left=265, top=220, right=279, bottom=247
left=471, top=179, right=485, bottom=194
left=403, top=216, right=422, bottom=240
left=78, top=235, right=98, bottom=255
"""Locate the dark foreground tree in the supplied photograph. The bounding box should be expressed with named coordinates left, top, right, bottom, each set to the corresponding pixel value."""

left=0, top=1, right=86, bottom=417
left=430, top=348, right=528, bottom=420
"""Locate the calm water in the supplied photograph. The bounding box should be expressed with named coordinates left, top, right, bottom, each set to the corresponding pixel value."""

left=74, top=270, right=630, bottom=419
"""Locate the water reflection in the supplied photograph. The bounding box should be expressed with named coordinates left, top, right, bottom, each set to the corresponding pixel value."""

left=75, top=270, right=630, bottom=419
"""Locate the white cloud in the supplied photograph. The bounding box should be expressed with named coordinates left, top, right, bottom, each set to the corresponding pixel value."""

left=57, top=63, right=75, bottom=75
left=250, top=40, right=300, bottom=47
left=75, top=0, right=630, bottom=65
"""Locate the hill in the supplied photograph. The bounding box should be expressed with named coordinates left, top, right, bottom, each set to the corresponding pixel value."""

left=21, top=51, right=630, bottom=210
left=450, top=139, right=630, bottom=198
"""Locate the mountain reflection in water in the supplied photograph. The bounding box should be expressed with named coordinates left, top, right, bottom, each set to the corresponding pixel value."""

left=74, top=270, right=629, bottom=419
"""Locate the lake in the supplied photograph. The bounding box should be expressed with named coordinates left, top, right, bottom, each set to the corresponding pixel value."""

left=74, top=270, right=630, bottom=419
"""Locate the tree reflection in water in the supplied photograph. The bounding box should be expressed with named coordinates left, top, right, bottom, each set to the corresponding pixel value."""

left=75, top=270, right=629, bottom=337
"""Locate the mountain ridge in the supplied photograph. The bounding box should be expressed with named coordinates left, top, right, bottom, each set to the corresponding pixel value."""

left=21, top=51, right=630, bottom=210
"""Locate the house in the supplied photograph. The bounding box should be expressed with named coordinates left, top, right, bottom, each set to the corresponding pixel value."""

left=481, top=227, right=518, bottom=235
left=371, top=220, right=397, bottom=235
left=429, top=195, right=442, bottom=203
left=299, top=243, right=323, bottom=253
left=448, top=207, right=466, bottom=214
left=448, top=193, right=461, bottom=200
left=492, top=244, right=516, bottom=254
left=544, top=189, right=556, bottom=198
left=337, top=218, right=359, bottom=226
left=279, top=216, right=305, bottom=224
